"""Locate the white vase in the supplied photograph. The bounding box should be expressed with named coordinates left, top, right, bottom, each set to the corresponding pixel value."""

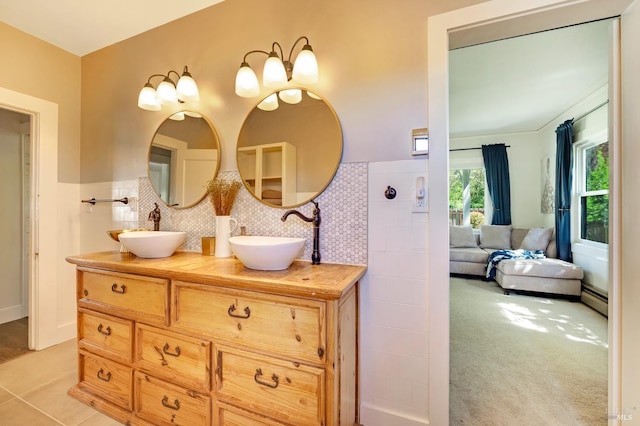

left=215, top=215, right=238, bottom=258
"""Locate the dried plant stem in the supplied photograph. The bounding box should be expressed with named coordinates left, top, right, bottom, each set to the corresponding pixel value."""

left=206, top=178, right=242, bottom=216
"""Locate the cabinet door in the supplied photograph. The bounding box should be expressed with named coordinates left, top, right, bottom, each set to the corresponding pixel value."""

left=136, top=323, right=211, bottom=392
left=79, top=268, right=169, bottom=326
left=173, top=282, right=326, bottom=365
left=215, top=345, right=325, bottom=426
left=134, top=372, right=210, bottom=426
left=79, top=351, right=133, bottom=410
left=79, top=309, right=133, bottom=364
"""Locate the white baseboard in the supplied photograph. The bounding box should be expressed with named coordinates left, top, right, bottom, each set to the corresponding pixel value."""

left=360, top=402, right=429, bottom=426
left=0, top=304, right=25, bottom=325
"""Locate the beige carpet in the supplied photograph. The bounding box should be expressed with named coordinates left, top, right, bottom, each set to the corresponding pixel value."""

left=0, top=317, right=31, bottom=364
left=450, top=277, right=608, bottom=425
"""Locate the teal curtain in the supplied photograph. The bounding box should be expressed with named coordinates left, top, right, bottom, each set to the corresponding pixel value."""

left=482, top=144, right=512, bottom=225
left=555, top=119, right=574, bottom=262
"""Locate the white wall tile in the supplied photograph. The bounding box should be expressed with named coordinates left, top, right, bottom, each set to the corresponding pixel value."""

left=362, top=159, right=429, bottom=421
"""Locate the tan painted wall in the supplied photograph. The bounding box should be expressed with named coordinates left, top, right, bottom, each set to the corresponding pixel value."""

left=80, top=0, right=486, bottom=183
left=0, top=22, right=81, bottom=183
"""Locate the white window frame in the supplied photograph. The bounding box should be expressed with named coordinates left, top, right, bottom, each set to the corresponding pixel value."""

left=449, top=157, right=491, bottom=226
left=572, top=129, right=609, bottom=248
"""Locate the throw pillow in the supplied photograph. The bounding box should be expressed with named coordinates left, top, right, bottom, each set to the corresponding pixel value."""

left=450, top=226, right=478, bottom=247
left=520, top=227, right=553, bottom=252
left=479, top=225, right=512, bottom=249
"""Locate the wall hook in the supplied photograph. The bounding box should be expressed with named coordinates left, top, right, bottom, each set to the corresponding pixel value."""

left=384, top=186, right=397, bottom=200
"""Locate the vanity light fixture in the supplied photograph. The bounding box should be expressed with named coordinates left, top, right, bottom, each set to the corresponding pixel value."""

left=235, top=36, right=318, bottom=103
left=137, top=66, right=200, bottom=111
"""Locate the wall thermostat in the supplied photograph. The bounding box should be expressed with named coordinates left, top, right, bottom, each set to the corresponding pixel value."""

left=411, top=128, right=429, bottom=156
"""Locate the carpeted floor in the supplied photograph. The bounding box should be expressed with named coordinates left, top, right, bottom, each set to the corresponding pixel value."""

left=0, top=317, right=31, bottom=364
left=450, top=277, right=608, bottom=425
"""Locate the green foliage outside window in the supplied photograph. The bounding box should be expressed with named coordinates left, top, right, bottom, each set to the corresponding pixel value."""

left=581, top=142, right=609, bottom=244
left=449, top=169, right=485, bottom=209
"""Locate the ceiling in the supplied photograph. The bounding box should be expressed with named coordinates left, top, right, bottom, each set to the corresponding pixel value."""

left=0, top=0, right=224, bottom=56
left=449, top=20, right=611, bottom=138
left=0, top=2, right=611, bottom=138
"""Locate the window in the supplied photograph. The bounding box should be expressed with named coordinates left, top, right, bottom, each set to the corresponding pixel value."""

left=575, top=139, right=609, bottom=244
left=449, top=168, right=486, bottom=228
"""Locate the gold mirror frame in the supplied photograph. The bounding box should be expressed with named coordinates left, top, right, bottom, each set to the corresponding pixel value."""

left=237, top=89, right=343, bottom=208
left=148, top=111, right=221, bottom=209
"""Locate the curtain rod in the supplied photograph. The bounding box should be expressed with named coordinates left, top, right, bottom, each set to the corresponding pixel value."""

left=449, top=145, right=511, bottom=152
left=573, top=100, right=609, bottom=123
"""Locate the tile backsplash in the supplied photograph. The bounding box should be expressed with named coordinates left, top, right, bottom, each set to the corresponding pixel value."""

left=138, top=163, right=368, bottom=265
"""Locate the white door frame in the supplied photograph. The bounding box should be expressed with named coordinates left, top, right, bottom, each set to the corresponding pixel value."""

left=427, top=0, right=627, bottom=423
left=0, top=87, right=59, bottom=350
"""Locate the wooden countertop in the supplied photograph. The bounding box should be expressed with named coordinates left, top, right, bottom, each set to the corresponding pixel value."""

left=66, top=251, right=367, bottom=300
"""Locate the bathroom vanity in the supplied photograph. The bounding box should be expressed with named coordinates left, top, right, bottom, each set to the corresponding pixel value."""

left=65, top=251, right=365, bottom=426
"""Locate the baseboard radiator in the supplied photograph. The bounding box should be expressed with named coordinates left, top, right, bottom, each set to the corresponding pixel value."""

left=581, top=284, right=608, bottom=317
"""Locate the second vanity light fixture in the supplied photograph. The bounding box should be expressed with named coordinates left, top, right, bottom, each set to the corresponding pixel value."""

left=138, top=66, right=200, bottom=112
left=235, top=36, right=318, bottom=109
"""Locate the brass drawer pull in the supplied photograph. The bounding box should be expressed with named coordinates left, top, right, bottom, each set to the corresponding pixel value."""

left=111, top=283, right=127, bottom=294
left=96, top=368, right=111, bottom=382
left=97, top=323, right=111, bottom=336
left=161, top=396, right=180, bottom=411
left=162, top=343, right=181, bottom=357
left=228, top=304, right=251, bottom=319
left=254, top=368, right=279, bottom=389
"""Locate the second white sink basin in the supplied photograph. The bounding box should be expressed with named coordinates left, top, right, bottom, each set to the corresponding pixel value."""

left=118, top=231, right=186, bottom=258
left=229, top=236, right=305, bottom=270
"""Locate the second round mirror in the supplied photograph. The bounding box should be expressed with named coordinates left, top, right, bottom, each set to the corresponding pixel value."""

left=237, top=89, right=343, bottom=208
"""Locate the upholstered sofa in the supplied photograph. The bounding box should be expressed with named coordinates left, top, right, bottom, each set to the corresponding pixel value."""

left=450, top=225, right=583, bottom=297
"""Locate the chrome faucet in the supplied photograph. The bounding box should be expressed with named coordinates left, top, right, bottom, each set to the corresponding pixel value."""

left=281, top=200, right=321, bottom=265
left=148, top=203, right=161, bottom=231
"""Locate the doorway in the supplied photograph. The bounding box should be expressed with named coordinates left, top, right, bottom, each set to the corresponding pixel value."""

left=0, top=86, right=70, bottom=351
left=0, top=108, right=31, bottom=361
left=447, top=20, right=612, bottom=421
left=427, top=1, right=630, bottom=423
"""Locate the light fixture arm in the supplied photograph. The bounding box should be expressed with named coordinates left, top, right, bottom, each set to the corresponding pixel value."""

left=286, top=36, right=310, bottom=67
left=242, top=49, right=269, bottom=64
left=144, top=73, right=167, bottom=85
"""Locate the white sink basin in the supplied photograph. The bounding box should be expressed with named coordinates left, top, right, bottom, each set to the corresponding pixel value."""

left=118, top=231, right=186, bottom=258
left=229, top=236, right=305, bottom=270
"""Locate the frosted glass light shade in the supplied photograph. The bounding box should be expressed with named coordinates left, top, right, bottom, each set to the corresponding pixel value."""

left=235, top=64, right=260, bottom=98
left=157, top=78, right=178, bottom=104
left=176, top=72, right=199, bottom=102
left=263, top=54, right=287, bottom=89
left=279, top=89, right=302, bottom=104
left=138, top=84, right=161, bottom=111
left=257, top=93, right=279, bottom=111
left=292, top=45, right=318, bottom=84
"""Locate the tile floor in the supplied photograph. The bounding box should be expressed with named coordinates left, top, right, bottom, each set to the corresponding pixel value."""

left=0, top=339, right=121, bottom=425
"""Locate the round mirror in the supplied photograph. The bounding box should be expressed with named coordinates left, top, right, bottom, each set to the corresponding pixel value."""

left=237, top=89, right=343, bottom=208
left=148, top=111, right=221, bottom=208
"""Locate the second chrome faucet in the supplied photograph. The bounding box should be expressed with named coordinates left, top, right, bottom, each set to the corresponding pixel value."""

left=281, top=200, right=321, bottom=265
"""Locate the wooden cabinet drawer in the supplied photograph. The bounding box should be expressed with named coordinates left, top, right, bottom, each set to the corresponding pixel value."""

left=134, top=371, right=210, bottom=426
left=136, top=323, right=211, bottom=392
left=215, top=345, right=325, bottom=425
left=173, top=282, right=326, bottom=365
left=79, top=309, right=133, bottom=364
left=214, top=401, right=288, bottom=425
left=79, top=268, right=169, bottom=326
left=79, top=350, right=133, bottom=410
